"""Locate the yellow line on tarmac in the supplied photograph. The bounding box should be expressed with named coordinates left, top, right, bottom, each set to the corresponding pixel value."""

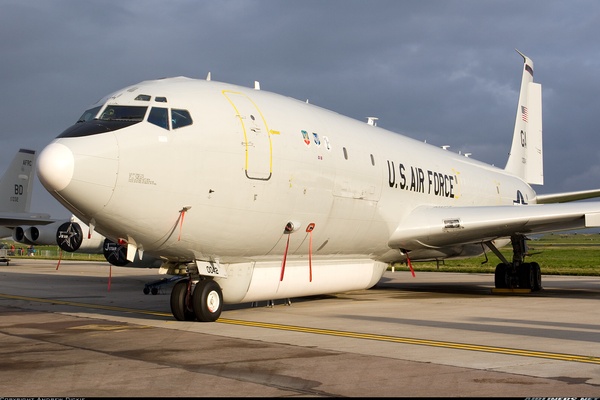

left=3, top=293, right=600, bottom=365
left=0, top=293, right=171, bottom=318
left=217, top=319, right=600, bottom=365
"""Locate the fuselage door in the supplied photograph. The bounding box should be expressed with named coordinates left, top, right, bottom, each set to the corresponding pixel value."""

left=223, top=91, right=272, bottom=180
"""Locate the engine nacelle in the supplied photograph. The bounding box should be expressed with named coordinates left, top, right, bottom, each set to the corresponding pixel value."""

left=27, top=222, right=63, bottom=245
left=55, top=221, right=84, bottom=251
left=14, top=221, right=76, bottom=246
left=103, top=238, right=129, bottom=266
left=56, top=220, right=104, bottom=253
left=12, top=226, right=33, bottom=244
left=12, top=217, right=104, bottom=253
left=103, top=238, right=162, bottom=268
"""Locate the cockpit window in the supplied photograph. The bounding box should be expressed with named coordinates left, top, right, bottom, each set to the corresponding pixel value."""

left=99, top=105, right=147, bottom=121
left=148, top=107, right=169, bottom=130
left=76, top=106, right=102, bottom=123
left=172, top=109, right=193, bottom=129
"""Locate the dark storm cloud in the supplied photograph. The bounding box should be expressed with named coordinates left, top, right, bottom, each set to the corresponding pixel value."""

left=1, top=0, right=600, bottom=217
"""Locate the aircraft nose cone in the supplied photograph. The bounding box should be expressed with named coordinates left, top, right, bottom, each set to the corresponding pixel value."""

left=37, top=142, right=74, bottom=192
left=37, top=135, right=119, bottom=217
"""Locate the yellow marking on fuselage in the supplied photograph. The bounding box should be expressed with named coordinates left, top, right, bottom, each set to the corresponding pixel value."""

left=222, top=90, right=274, bottom=177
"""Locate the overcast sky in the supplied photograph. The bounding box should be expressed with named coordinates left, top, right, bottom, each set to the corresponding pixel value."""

left=2, top=0, right=600, bottom=219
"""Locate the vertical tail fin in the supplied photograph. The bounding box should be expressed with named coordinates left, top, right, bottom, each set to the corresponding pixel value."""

left=505, top=50, right=543, bottom=185
left=0, top=149, right=36, bottom=213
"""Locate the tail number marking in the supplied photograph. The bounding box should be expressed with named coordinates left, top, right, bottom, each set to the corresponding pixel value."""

left=195, top=260, right=228, bottom=278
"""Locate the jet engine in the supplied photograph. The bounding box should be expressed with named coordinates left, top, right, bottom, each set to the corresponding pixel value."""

left=13, top=224, right=60, bottom=245
left=102, top=238, right=163, bottom=268
left=12, top=226, right=32, bottom=244
left=103, top=238, right=129, bottom=266
left=55, top=220, right=84, bottom=252
left=12, top=217, right=104, bottom=253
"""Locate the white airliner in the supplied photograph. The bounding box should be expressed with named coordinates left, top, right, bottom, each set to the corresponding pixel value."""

left=36, top=51, right=600, bottom=322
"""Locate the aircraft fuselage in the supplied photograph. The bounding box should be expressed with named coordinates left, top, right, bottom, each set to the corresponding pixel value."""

left=37, top=77, right=535, bottom=306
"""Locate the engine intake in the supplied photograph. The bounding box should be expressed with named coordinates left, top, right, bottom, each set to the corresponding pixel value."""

left=103, top=239, right=130, bottom=266
left=56, top=222, right=84, bottom=252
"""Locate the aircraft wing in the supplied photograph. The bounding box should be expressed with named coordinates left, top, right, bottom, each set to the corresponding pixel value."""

left=388, top=202, right=600, bottom=251
left=536, top=188, right=600, bottom=204
left=0, top=212, right=54, bottom=227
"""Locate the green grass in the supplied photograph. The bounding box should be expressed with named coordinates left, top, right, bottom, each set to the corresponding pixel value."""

left=393, top=233, right=600, bottom=276
left=1, top=241, right=106, bottom=262
left=4, top=233, right=600, bottom=275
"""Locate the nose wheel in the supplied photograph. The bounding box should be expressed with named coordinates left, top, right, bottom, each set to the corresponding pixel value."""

left=193, top=280, right=223, bottom=322
left=170, top=279, right=195, bottom=321
left=170, top=278, right=223, bottom=322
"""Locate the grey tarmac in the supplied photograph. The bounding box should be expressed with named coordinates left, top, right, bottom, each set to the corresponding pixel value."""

left=0, top=258, right=599, bottom=397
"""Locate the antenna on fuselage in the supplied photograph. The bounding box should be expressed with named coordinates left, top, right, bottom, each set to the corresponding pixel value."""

left=254, top=81, right=261, bottom=90
left=367, top=117, right=378, bottom=126
left=206, top=72, right=211, bottom=81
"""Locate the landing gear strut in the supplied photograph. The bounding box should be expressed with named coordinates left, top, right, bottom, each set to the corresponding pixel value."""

left=486, top=235, right=542, bottom=291
left=169, top=267, right=224, bottom=322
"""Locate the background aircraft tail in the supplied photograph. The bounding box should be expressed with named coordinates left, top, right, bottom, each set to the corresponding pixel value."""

left=0, top=149, right=36, bottom=213
left=504, top=51, right=543, bottom=185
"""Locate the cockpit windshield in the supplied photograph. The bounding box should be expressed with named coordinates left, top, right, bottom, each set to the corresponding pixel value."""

left=99, top=105, right=148, bottom=122
left=76, top=106, right=102, bottom=123
left=61, top=102, right=192, bottom=138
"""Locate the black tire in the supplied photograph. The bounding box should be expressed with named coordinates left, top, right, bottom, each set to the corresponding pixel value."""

left=531, top=262, right=542, bottom=291
left=170, top=279, right=195, bottom=321
left=518, top=263, right=534, bottom=289
left=494, top=263, right=508, bottom=288
left=192, top=280, right=223, bottom=322
left=143, top=286, right=150, bottom=295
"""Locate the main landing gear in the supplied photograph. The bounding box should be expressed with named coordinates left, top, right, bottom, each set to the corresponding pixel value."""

left=169, top=267, right=223, bottom=322
left=485, top=234, right=542, bottom=291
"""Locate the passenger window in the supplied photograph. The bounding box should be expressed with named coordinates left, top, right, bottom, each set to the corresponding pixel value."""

left=343, top=147, right=348, bottom=160
left=148, top=107, right=169, bottom=130
left=172, top=109, right=193, bottom=129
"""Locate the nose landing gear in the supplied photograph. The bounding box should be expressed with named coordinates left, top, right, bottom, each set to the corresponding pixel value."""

left=169, top=266, right=223, bottom=322
left=170, top=279, right=196, bottom=321
left=192, top=280, right=223, bottom=322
